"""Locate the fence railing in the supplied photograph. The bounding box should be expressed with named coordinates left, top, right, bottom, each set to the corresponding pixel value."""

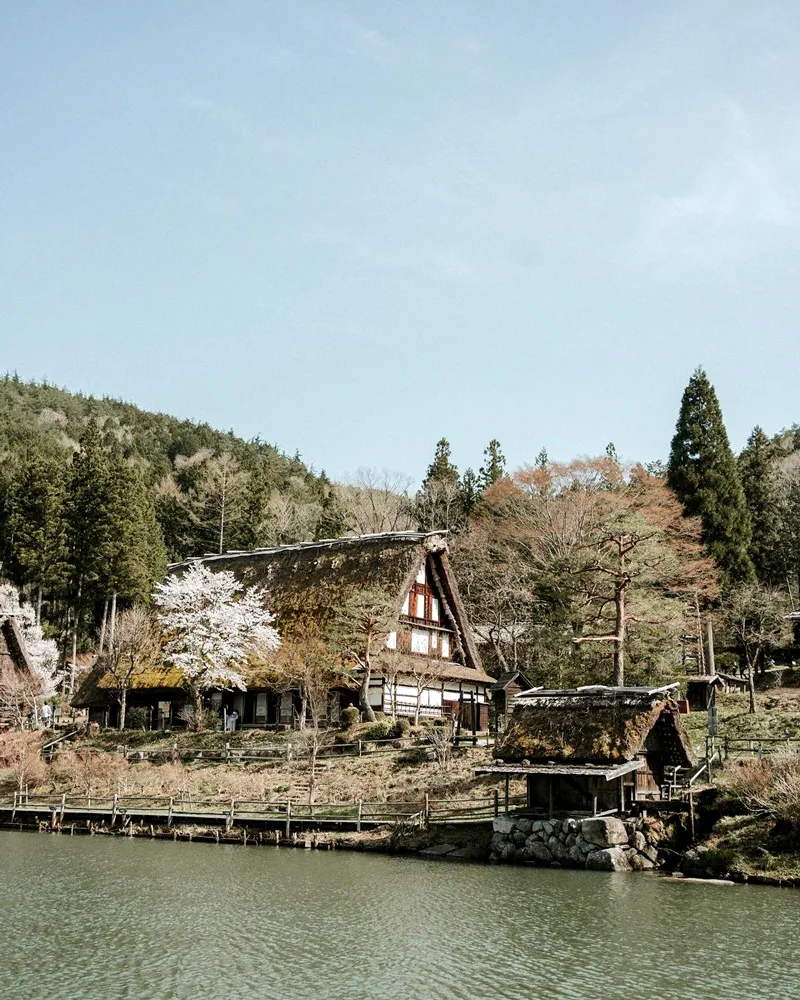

left=710, top=734, right=800, bottom=761
left=3, top=790, right=512, bottom=833
left=45, top=732, right=494, bottom=764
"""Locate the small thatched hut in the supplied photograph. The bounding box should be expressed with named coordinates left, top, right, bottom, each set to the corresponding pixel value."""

left=476, top=684, right=695, bottom=817
left=75, top=531, right=493, bottom=729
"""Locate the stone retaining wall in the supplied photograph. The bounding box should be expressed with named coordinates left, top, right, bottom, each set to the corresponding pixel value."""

left=490, top=814, right=667, bottom=872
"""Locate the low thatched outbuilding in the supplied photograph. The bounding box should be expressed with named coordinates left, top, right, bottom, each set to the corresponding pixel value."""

left=476, top=684, right=695, bottom=817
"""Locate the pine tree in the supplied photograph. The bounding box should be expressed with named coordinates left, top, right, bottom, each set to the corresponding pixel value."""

left=667, top=368, right=754, bottom=585
left=3, top=450, right=68, bottom=618
left=415, top=438, right=465, bottom=532
left=63, top=419, right=114, bottom=687
left=478, top=440, right=507, bottom=492
left=314, top=472, right=352, bottom=540
left=738, top=427, right=783, bottom=584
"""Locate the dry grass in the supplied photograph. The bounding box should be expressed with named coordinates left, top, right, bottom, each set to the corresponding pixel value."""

left=0, top=738, right=523, bottom=807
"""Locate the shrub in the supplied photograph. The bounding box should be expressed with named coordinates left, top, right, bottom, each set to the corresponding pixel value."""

left=701, top=847, right=738, bottom=876
left=715, top=652, right=741, bottom=673
left=124, top=707, right=148, bottom=731
left=340, top=707, right=360, bottom=729
left=363, top=719, right=399, bottom=741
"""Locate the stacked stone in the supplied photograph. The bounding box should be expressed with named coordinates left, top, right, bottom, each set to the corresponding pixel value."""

left=489, top=814, right=665, bottom=872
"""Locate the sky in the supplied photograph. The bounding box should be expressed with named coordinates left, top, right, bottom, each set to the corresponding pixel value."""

left=2, top=1, right=799, bottom=483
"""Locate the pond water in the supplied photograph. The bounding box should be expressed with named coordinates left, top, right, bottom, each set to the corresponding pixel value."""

left=1, top=831, right=798, bottom=1000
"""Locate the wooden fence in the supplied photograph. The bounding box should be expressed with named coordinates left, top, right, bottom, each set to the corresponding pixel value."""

left=47, top=732, right=494, bottom=765
left=707, top=734, right=800, bottom=761
left=2, top=790, right=511, bottom=833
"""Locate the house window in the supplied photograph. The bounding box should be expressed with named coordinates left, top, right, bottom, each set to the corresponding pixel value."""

left=416, top=565, right=426, bottom=585
left=386, top=631, right=397, bottom=650
left=441, top=633, right=450, bottom=658
left=402, top=593, right=410, bottom=615
left=411, top=628, right=429, bottom=655
left=431, top=632, right=438, bottom=650
left=430, top=598, right=439, bottom=622
left=415, top=593, right=426, bottom=618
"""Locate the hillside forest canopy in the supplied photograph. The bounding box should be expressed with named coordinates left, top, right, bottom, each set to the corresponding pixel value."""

left=0, top=369, right=799, bottom=693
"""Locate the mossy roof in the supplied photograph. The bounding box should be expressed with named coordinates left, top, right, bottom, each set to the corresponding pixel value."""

left=75, top=533, right=488, bottom=705
left=495, top=687, right=695, bottom=765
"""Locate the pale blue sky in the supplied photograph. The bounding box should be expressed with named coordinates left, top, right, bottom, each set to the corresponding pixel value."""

left=2, top=1, right=799, bottom=481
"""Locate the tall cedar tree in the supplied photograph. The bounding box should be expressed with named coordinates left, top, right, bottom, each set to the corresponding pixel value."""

left=667, top=368, right=754, bottom=585
left=3, top=450, right=68, bottom=619
left=415, top=438, right=465, bottom=532
left=478, top=440, right=507, bottom=492
left=738, top=427, right=783, bottom=585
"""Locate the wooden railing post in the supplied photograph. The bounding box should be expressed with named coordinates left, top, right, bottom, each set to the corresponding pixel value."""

left=11, top=791, right=16, bottom=821
left=285, top=800, right=292, bottom=839
left=60, top=793, right=66, bottom=822
left=111, top=793, right=118, bottom=827
left=225, top=743, right=231, bottom=763
left=358, top=740, right=362, bottom=758
left=356, top=800, right=363, bottom=833
left=424, top=793, right=429, bottom=826
left=167, top=796, right=174, bottom=827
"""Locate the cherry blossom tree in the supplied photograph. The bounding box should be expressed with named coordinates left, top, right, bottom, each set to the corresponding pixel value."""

left=153, top=564, right=281, bottom=729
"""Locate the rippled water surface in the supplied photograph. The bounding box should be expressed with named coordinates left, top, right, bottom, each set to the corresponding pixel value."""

left=1, top=831, right=799, bottom=999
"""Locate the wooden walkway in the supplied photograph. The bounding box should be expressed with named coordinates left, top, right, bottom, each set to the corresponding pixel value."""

left=0, top=792, right=511, bottom=835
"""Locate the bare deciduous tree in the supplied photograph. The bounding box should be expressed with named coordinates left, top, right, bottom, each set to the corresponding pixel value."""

left=340, top=468, right=414, bottom=535
left=98, top=606, right=160, bottom=729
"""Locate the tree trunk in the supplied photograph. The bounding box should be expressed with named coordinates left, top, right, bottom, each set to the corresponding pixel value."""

left=358, top=661, right=376, bottom=723
left=194, top=686, right=205, bottom=731
left=613, top=581, right=625, bottom=687
left=69, top=581, right=82, bottom=697
left=119, top=688, right=127, bottom=731
left=706, top=618, right=716, bottom=676
left=99, top=596, right=109, bottom=655
left=748, top=661, right=757, bottom=714
left=109, top=591, right=118, bottom=651
left=298, top=690, right=307, bottom=730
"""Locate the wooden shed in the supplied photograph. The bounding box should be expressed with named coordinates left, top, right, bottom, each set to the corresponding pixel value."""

left=489, top=671, right=536, bottom=730
left=476, top=684, right=695, bottom=817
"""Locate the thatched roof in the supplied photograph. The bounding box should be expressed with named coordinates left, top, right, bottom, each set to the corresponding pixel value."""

left=74, top=662, right=186, bottom=706
left=0, top=615, right=34, bottom=677
left=169, top=532, right=483, bottom=670
left=495, top=684, right=694, bottom=766
left=75, top=532, right=488, bottom=705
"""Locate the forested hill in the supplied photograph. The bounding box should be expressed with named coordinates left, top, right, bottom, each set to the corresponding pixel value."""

left=0, top=375, right=334, bottom=568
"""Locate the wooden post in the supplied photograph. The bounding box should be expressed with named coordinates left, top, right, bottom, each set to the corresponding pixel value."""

left=60, top=793, right=66, bottom=822
left=591, top=779, right=598, bottom=817
left=284, top=800, right=291, bottom=839
left=504, top=775, right=509, bottom=813
left=357, top=800, right=363, bottom=833
left=167, top=796, right=174, bottom=828
left=111, top=793, right=118, bottom=827
left=358, top=740, right=362, bottom=758
left=424, top=792, right=430, bottom=825
left=225, top=743, right=231, bottom=763
left=11, top=791, right=16, bottom=821
left=285, top=742, right=292, bottom=762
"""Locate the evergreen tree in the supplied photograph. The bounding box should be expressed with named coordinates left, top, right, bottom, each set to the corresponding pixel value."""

left=738, top=427, right=783, bottom=584
left=103, top=447, right=167, bottom=606
left=314, top=472, right=352, bottom=540
left=478, top=439, right=507, bottom=492
left=667, top=368, right=754, bottom=585
left=460, top=468, right=480, bottom=521
left=415, top=438, right=465, bottom=532
left=63, top=419, right=114, bottom=685
left=3, top=450, right=68, bottom=619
